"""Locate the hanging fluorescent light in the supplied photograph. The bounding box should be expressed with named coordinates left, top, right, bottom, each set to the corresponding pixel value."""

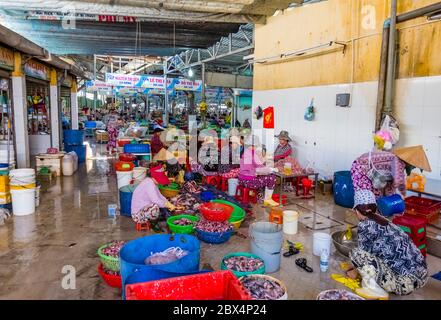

left=188, top=68, right=194, bottom=78
left=428, top=11, right=441, bottom=21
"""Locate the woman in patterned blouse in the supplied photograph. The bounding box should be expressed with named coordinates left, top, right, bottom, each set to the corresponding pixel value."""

left=346, top=190, right=428, bottom=296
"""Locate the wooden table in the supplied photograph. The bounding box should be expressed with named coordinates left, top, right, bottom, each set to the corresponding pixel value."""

left=275, top=171, right=319, bottom=207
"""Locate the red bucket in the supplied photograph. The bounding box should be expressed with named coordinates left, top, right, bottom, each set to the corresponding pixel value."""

left=272, top=194, right=288, bottom=205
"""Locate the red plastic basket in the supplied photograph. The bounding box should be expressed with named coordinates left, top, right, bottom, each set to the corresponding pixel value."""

left=119, top=153, right=137, bottom=162
left=392, top=215, right=427, bottom=257
left=115, top=161, right=135, bottom=172
left=98, top=263, right=122, bottom=288
left=199, top=202, right=234, bottom=222
left=125, top=270, right=251, bottom=300
left=405, top=196, right=441, bottom=223
left=117, top=139, right=132, bottom=147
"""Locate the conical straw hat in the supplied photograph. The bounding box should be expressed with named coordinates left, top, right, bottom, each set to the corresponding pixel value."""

left=153, top=148, right=174, bottom=162
left=393, top=145, right=432, bottom=172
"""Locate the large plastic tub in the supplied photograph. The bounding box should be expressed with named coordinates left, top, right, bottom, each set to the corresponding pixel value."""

left=377, top=194, right=405, bottom=217
left=120, top=234, right=201, bottom=298
left=63, top=130, right=84, bottom=146
left=65, top=145, right=86, bottom=163
left=125, top=270, right=251, bottom=300
left=333, top=171, right=355, bottom=208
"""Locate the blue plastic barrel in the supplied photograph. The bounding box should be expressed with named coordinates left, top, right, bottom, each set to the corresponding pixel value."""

left=63, top=130, right=84, bottom=146
left=65, top=145, right=86, bottom=163
left=377, top=194, right=405, bottom=217
left=123, top=144, right=151, bottom=154
left=333, top=171, right=355, bottom=208
left=120, top=234, right=201, bottom=299
left=119, top=184, right=138, bottom=217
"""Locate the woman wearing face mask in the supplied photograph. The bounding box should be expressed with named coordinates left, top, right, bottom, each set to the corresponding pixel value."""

left=346, top=190, right=428, bottom=298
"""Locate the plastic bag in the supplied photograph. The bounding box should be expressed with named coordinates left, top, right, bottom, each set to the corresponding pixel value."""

left=380, top=115, right=400, bottom=145
left=304, top=99, right=315, bottom=121
left=144, top=247, right=189, bottom=265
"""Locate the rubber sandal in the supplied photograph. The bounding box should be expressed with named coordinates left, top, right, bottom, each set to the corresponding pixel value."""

left=283, top=246, right=300, bottom=257
left=295, top=258, right=313, bottom=273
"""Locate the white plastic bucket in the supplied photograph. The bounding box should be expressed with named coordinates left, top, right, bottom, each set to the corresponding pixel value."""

left=117, top=170, right=133, bottom=190
left=283, top=210, right=299, bottom=235
left=313, top=232, right=331, bottom=257
left=63, top=154, right=75, bottom=176
left=228, top=178, right=239, bottom=196
left=11, top=187, right=36, bottom=216
left=132, top=167, right=147, bottom=182
left=9, top=169, right=35, bottom=186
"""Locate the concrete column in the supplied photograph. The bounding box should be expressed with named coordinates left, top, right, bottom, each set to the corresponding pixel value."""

left=50, top=68, right=60, bottom=149
left=71, top=80, right=79, bottom=130
left=11, top=52, right=30, bottom=168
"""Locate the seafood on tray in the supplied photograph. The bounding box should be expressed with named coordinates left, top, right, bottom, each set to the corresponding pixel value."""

left=240, top=276, right=286, bottom=300
left=101, top=240, right=126, bottom=258
left=195, top=219, right=233, bottom=233
left=223, top=256, right=264, bottom=272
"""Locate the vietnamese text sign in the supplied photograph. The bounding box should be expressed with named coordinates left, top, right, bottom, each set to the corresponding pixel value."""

left=0, top=46, right=14, bottom=71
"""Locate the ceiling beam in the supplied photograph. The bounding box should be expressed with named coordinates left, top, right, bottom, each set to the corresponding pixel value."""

left=0, top=0, right=266, bottom=24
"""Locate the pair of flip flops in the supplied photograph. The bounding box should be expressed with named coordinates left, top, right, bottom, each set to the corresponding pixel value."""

left=295, top=258, right=313, bottom=273
left=283, top=245, right=300, bottom=257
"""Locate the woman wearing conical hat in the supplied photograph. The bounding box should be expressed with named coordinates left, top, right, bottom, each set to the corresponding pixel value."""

left=350, top=145, right=431, bottom=200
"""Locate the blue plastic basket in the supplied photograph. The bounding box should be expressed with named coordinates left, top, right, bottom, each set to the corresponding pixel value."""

left=120, top=234, right=201, bottom=299
left=119, top=184, right=137, bottom=217
left=377, top=194, right=405, bottom=217
left=196, top=228, right=233, bottom=244
left=124, top=144, right=151, bottom=154
left=63, top=130, right=84, bottom=146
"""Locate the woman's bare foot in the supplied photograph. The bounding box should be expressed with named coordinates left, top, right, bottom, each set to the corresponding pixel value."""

left=346, top=268, right=360, bottom=280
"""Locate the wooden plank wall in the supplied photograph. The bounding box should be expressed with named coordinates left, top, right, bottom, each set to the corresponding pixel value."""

left=254, top=0, right=441, bottom=91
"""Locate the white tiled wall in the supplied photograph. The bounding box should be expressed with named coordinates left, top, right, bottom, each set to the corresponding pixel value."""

left=395, top=76, right=441, bottom=181
left=253, top=77, right=441, bottom=181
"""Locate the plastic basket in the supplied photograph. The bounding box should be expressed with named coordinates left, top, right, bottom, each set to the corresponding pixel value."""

left=115, top=162, right=135, bottom=172
left=97, top=263, right=122, bottom=288
left=118, top=139, right=132, bottom=147
left=167, top=215, right=199, bottom=234
left=97, top=244, right=122, bottom=272
left=159, top=185, right=180, bottom=198
left=196, top=228, right=233, bottom=244
left=119, top=153, right=137, bottom=162
left=63, top=130, right=84, bottom=145
left=199, top=202, right=234, bottom=222
left=85, top=121, right=97, bottom=129
left=125, top=270, right=251, bottom=300
left=221, top=252, right=265, bottom=277
left=405, top=196, right=441, bottom=223
left=231, top=218, right=245, bottom=230
left=211, top=199, right=246, bottom=223
left=124, top=144, right=151, bottom=154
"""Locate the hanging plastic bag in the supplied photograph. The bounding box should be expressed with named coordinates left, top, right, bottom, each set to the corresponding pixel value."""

left=304, top=99, right=315, bottom=121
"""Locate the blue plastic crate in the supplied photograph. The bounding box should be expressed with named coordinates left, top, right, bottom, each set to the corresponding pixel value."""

left=123, top=144, right=151, bottom=154
left=63, top=130, right=84, bottom=146
left=84, top=121, right=97, bottom=129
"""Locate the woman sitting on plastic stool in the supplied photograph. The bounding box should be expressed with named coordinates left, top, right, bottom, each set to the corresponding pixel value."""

left=345, top=190, right=428, bottom=298
left=131, top=164, right=177, bottom=230
left=239, top=134, right=279, bottom=207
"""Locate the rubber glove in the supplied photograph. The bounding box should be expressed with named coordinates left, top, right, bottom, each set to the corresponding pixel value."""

left=164, top=201, right=177, bottom=211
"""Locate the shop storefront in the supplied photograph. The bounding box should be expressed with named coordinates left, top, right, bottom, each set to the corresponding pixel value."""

left=0, top=45, right=15, bottom=164
left=60, top=74, right=72, bottom=130
left=24, top=60, right=51, bottom=155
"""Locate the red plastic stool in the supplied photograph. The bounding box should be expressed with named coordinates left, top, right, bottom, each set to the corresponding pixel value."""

left=202, top=175, right=220, bottom=187
left=220, top=177, right=228, bottom=192
left=301, top=178, right=314, bottom=199
left=135, top=222, right=151, bottom=231
left=235, top=185, right=258, bottom=205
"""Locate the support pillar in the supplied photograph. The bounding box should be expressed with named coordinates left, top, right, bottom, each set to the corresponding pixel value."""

left=11, top=52, right=30, bottom=168
left=71, top=80, right=79, bottom=130
left=50, top=68, right=60, bottom=149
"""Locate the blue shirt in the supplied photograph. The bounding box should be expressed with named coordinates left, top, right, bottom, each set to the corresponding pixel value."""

left=358, top=219, right=427, bottom=278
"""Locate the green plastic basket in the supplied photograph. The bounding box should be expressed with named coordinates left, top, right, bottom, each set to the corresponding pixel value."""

left=211, top=199, right=246, bottom=223
left=221, top=252, right=265, bottom=278
left=167, top=215, right=200, bottom=234
left=97, top=244, right=121, bottom=272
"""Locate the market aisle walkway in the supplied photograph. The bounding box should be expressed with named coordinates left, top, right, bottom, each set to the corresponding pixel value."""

left=0, top=142, right=440, bottom=299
